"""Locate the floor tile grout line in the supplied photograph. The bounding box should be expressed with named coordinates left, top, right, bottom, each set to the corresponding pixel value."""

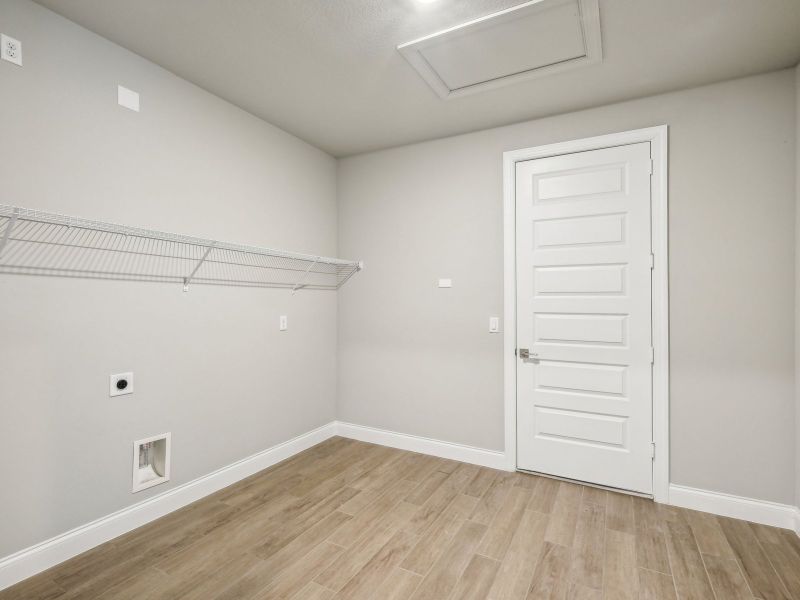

left=443, top=522, right=490, bottom=600
left=599, top=490, right=608, bottom=595
left=748, top=524, right=794, bottom=600
left=683, top=510, right=722, bottom=600
left=397, top=565, right=424, bottom=600
left=657, top=511, right=680, bottom=600
left=316, top=480, right=420, bottom=595
left=722, top=542, right=757, bottom=599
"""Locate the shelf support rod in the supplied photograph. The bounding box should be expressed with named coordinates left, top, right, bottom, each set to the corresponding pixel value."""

left=0, top=208, right=20, bottom=261
left=183, top=242, right=216, bottom=292
left=292, top=256, right=320, bottom=295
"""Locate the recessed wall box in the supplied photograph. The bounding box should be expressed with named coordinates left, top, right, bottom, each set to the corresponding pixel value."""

left=132, top=433, right=171, bottom=493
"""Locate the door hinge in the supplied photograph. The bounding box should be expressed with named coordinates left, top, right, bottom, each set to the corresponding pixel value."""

left=650, top=347, right=655, bottom=364
left=650, top=442, right=656, bottom=459
left=649, top=253, right=655, bottom=269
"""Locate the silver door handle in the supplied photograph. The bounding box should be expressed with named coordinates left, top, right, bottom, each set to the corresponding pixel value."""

left=518, top=348, right=538, bottom=360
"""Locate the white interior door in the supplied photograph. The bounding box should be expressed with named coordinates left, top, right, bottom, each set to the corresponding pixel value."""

left=515, top=142, right=653, bottom=494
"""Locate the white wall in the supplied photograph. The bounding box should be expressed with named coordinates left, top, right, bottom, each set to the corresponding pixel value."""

left=0, top=0, right=338, bottom=558
left=338, top=69, right=797, bottom=505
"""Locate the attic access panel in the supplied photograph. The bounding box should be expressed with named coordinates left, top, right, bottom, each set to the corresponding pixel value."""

left=398, top=0, right=601, bottom=99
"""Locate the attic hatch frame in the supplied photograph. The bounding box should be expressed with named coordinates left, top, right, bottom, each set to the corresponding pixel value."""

left=397, top=0, right=602, bottom=100
left=0, top=204, right=363, bottom=292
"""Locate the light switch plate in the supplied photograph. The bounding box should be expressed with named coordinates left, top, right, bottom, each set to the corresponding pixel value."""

left=438, top=278, right=452, bottom=288
left=489, top=317, right=500, bottom=333
left=118, top=85, right=140, bottom=112
left=1, top=34, right=22, bottom=66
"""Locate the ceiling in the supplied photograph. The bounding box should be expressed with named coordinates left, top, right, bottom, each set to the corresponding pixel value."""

left=33, top=0, right=800, bottom=157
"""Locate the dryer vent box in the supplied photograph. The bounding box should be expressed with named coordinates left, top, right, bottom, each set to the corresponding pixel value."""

left=132, top=433, right=170, bottom=493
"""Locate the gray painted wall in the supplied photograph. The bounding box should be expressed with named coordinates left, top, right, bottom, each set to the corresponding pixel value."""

left=796, top=63, right=800, bottom=508
left=0, top=0, right=338, bottom=557
left=338, top=70, right=797, bottom=505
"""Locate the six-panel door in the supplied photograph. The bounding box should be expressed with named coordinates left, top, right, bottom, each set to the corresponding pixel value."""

left=515, top=142, right=653, bottom=494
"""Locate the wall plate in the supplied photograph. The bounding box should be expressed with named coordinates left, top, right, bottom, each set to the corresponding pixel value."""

left=1, top=34, right=22, bottom=66
left=110, top=372, right=134, bottom=397
left=489, top=317, right=500, bottom=333
left=117, top=85, right=140, bottom=112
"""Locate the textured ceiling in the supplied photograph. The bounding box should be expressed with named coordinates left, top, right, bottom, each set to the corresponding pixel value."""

left=33, top=0, right=800, bottom=157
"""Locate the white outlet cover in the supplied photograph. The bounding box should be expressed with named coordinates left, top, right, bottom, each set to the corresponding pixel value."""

left=438, top=278, right=453, bottom=288
left=279, top=315, right=288, bottom=331
left=1, top=34, right=22, bottom=66
left=110, top=372, right=134, bottom=397
left=118, top=85, right=140, bottom=112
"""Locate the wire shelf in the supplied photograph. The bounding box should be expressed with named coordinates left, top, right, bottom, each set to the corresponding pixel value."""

left=0, top=204, right=362, bottom=291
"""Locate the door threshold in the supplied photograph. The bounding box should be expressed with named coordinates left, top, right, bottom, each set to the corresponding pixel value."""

left=516, top=468, right=654, bottom=499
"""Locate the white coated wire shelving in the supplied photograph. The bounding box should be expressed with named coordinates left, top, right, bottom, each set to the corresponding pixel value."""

left=0, top=204, right=362, bottom=292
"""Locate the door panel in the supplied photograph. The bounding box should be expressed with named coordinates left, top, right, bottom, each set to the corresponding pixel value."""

left=536, top=361, right=627, bottom=395
left=534, top=264, right=626, bottom=295
left=535, top=165, right=626, bottom=201
left=534, top=313, right=627, bottom=345
left=534, top=407, right=627, bottom=447
left=516, top=142, right=653, bottom=494
left=534, top=213, right=626, bottom=248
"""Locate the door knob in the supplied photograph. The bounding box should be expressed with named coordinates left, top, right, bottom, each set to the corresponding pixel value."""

left=518, top=348, right=538, bottom=360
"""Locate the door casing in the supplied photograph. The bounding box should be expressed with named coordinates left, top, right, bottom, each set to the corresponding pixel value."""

left=502, top=126, right=670, bottom=502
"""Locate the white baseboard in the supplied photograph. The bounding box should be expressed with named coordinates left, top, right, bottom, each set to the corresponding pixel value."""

left=793, top=507, right=800, bottom=536
left=669, top=484, right=800, bottom=533
left=334, top=421, right=509, bottom=470
left=0, top=422, right=338, bottom=592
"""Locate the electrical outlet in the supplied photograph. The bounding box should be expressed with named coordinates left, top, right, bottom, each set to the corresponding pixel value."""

left=110, top=372, right=134, bottom=397
left=1, top=34, right=22, bottom=66
left=279, top=315, right=288, bottom=331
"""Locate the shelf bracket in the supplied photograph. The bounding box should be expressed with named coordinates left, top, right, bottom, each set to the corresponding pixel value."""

left=292, top=256, right=320, bottom=295
left=335, top=260, right=364, bottom=289
left=183, top=242, right=216, bottom=292
left=0, top=208, right=19, bottom=261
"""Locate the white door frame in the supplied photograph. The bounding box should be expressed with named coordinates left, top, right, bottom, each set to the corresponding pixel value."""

left=502, top=126, right=670, bottom=503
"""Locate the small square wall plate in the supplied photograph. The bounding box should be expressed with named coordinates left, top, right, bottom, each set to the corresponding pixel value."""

left=110, top=372, right=133, bottom=397
left=398, top=0, right=602, bottom=100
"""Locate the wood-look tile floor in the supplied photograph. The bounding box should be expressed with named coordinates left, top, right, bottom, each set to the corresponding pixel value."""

left=3, top=437, right=800, bottom=600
